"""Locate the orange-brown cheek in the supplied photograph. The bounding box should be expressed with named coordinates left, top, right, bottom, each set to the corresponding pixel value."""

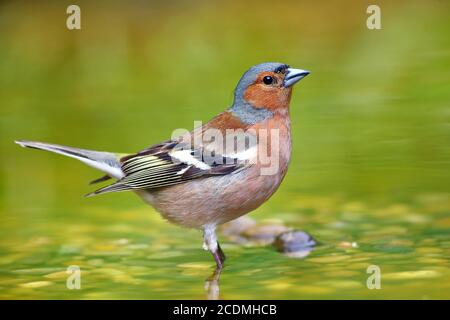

left=244, top=84, right=292, bottom=111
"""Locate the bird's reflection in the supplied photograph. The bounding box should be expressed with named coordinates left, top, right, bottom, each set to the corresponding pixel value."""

left=202, top=247, right=315, bottom=300
left=202, top=224, right=317, bottom=299
left=204, top=265, right=222, bottom=300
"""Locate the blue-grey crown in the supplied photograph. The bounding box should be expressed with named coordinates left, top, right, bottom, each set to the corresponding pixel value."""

left=233, top=62, right=289, bottom=104
left=230, top=62, right=289, bottom=124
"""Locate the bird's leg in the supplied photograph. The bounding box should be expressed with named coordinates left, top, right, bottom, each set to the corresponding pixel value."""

left=202, top=225, right=225, bottom=300
left=202, top=225, right=226, bottom=269
left=217, top=242, right=226, bottom=265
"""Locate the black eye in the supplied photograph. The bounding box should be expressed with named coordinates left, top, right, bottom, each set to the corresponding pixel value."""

left=263, top=76, right=274, bottom=85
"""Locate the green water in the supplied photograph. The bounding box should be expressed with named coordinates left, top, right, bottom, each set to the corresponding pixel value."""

left=0, top=1, right=449, bottom=299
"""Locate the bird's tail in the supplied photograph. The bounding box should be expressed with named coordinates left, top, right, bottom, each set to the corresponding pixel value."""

left=15, top=140, right=125, bottom=181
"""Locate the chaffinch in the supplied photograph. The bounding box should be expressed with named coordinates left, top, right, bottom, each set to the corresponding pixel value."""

left=16, top=62, right=310, bottom=269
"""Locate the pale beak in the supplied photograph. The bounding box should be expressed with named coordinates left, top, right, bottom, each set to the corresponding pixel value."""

left=283, top=68, right=310, bottom=87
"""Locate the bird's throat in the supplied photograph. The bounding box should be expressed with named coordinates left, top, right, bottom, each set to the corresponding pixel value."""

left=230, top=102, right=274, bottom=125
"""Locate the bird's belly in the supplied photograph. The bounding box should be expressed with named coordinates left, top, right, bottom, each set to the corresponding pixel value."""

left=135, top=164, right=288, bottom=229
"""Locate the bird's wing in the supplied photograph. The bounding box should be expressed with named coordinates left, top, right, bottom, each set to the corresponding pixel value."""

left=86, top=140, right=247, bottom=196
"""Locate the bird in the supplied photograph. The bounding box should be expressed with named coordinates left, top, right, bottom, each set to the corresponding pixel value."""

left=15, top=62, right=310, bottom=269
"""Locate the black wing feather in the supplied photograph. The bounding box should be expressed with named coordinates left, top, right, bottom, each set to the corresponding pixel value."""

left=86, top=141, right=245, bottom=197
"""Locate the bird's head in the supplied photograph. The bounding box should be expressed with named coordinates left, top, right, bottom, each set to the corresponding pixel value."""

left=232, top=62, right=310, bottom=118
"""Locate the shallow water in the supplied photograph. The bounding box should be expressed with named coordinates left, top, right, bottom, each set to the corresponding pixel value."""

left=0, top=1, right=449, bottom=299
left=0, top=194, right=449, bottom=299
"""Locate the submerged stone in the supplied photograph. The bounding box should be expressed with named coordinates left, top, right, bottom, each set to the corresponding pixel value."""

left=274, top=230, right=317, bottom=255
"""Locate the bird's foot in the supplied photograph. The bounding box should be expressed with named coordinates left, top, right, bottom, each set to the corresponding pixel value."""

left=213, top=242, right=226, bottom=269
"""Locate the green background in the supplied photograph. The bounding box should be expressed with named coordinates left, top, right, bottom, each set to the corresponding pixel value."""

left=0, top=0, right=449, bottom=299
